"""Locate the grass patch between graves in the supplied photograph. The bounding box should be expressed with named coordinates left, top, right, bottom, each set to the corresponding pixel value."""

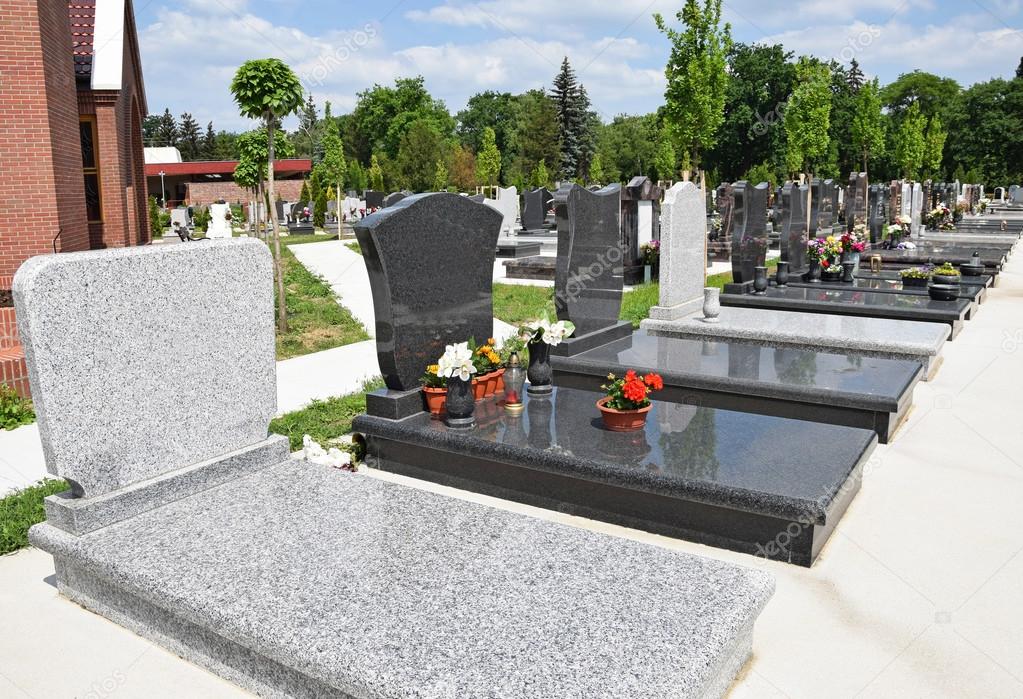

left=345, top=242, right=363, bottom=256
left=0, top=479, right=68, bottom=556
left=621, top=283, right=661, bottom=328
left=270, top=378, right=385, bottom=451
left=0, top=385, right=35, bottom=430
left=275, top=245, right=370, bottom=360
left=492, top=284, right=556, bottom=326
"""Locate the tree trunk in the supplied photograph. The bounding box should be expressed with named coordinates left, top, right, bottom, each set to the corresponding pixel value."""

left=266, top=115, right=288, bottom=333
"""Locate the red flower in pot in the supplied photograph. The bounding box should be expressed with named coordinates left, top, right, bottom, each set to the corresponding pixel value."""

left=597, top=369, right=664, bottom=432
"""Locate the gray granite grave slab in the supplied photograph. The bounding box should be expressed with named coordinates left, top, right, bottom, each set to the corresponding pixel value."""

left=355, top=193, right=501, bottom=391
left=31, top=461, right=775, bottom=698
left=551, top=330, right=921, bottom=443
left=552, top=183, right=632, bottom=354
left=356, top=386, right=877, bottom=566
left=642, top=306, right=949, bottom=379
left=649, top=181, right=706, bottom=321
left=13, top=239, right=275, bottom=498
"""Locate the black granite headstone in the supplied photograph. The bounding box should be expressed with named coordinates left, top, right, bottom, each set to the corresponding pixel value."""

left=779, top=181, right=808, bottom=276
left=620, top=176, right=663, bottom=286
left=355, top=193, right=502, bottom=392
left=847, top=172, right=868, bottom=232
left=709, top=183, right=734, bottom=260
left=889, top=181, right=901, bottom=223
left=383, top=191, right=409, bottom=208
left=552, top=183, right=630, bottom=353
left=364, top=190, right=384, bottom=209
left=820, top=179, right=837, bottom=229
left=521, top=188, right=550, bottom=231
left=868, top=184, right=886, bottom=244
left=468, top=194, right=486, bottom=204
left=275, top=200, right=287, bottom=223
left=729, top=181, right=769, bottom=285
left=808, top=178, right=822, bottom=238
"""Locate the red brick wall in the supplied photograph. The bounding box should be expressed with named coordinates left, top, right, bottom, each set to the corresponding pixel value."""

left=0, top=0, right=90, bottom=280
left=186, top=180, right=306, bottom=207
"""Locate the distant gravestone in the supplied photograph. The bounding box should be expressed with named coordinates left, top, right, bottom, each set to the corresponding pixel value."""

left=910, top=183, right=923, bottom=236
left=728, top=181, right=769, bottom=286
left=779, top=181, right=808, bottom=276
left=170, top=208, right=191, bottom=234
left=808, top=178, right=822, bottom=238
left=364, top=190, right=384, bottom=210
left=648, top=182, right=705, bottom=321
left=355, top=194, right=501, bottom=392
left=709, top=183, right=734, bottom=260
left=889, top=181, right=902, bottom=223
left=819, top=179, right=836, bottom=230
left=484, top=185, right=518, bottom=235
left=383, top=191, right=409, bottom=209
left=468, top=194, right=486, bottom=204
left=868, top=184, right=886, bottom=244
left=900, top=183, right=912, bottom=219
left=13, top=240, right=276, bottom=498
left=922, top=180, right=932, bottom=214
left=620, top=176, right=663, bottom=285
left=1011, top=185, right=1023, bottom=204
left=846, top=172, right=868, bottom=231
left=275, top=199, right=287, bottom=223
left=553, top=183, right=630, bottom=353
left=521, top=187, right=551, bottom=231
left=207, top=202, right=232, bottom=238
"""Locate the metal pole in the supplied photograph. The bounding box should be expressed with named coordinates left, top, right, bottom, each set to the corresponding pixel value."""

left=159, top=171, right=166, bottom=206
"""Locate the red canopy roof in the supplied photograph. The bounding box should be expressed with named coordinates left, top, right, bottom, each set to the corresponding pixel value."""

left=145, top=159, right=313, bottom=178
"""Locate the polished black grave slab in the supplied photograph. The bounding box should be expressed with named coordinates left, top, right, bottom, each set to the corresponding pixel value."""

left=551, top=330, right=921, bottom=443
left=871, top=246, right=1005, bottom=273
left=496, top=241, right=542, bottom=258
left=784, top=276, right=984, bottom=311
left=721, top=285, right=970, bottom=338
left=856, top=269, right=993, bottom=290
left=354, top=387, right=878, bottom=566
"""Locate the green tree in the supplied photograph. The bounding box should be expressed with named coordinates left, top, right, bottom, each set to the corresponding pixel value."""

left=655, top=0, right=733, bottom=176
left=783, top=58, right=832, bottom=175
left=295, top=93, right=320, bottom=160
left=230, top=58, right=304, bottom=333
left=318, top=118, right=348, bottom=231
left=456, top=91, right=518, bottom=158
left=507, top=89, right=561, bottom=184
left=894, top=101, right=926, bottom=180
left=653, top=129, right=677, bottom=182
left=476, top=126, right=502, bottom=186
left=882, top=71, right=961, bottom=122
left=550, top=58, right=591, bottom=179
left=347, top=77, right=455, bottom=162
left=368, top=154, right=385, bottom=191
left=742, top=162, right=777, bottom=189
left=299, top=180, right=311, bottom=206
left=847, top=58, right=865, bottom=91
left=530, top=160, right=550, bottom=189
left=156, top=108, right=178, bottom=147
left=943, top=77, right=1023, bottom=184
left=851, top=78, right=886, bottom=173
left=922, top=115, right=947, bottom=180
left=396, top=120, right=444, bottom=191
left=347, top=158, right=367, bottom=192
left=433, top=159, right=449, bottom=191
left=588, top=153, right=605, bottom=184
left=201, top=122, right=217, bottom=160
left=596, top=114, right=659, bottom=182
left=178, top=113, right=201, bottom=160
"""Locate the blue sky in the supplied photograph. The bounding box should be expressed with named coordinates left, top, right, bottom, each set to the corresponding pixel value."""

left=134, top=0, right=1023, bottom=131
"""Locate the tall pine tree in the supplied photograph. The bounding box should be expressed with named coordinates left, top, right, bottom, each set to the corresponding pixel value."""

left=551, top=58, right=589, bottom=180
left=178, top=112, right=201, bottom=160
left=847, top=59, right=865, bottom=91
left=156, top=109, right=178, bottom=147
left=202, top=122, right=217, bottom=160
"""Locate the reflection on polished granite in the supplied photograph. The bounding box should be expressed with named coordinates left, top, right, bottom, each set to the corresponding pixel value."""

left=553, top=330, right=918, bottom=411
left=785, top=276, right=984, bottom=303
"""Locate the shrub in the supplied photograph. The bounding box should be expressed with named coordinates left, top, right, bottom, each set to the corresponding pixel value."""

left=0, top=384, right=34, bottom=430
left=147, top=196, right=170, bottom=236
left=192, top=205, right=211, bottom=232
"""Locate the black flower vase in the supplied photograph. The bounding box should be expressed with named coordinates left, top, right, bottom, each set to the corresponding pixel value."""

left=444, top=376, right=476, bottom=428
left=806, top=260, right=822, bottom=283
left=775, top=261, right=789, bottom=287
left=842, top=261, right=856, bottom=283
left=527, top=341, right=553, bottom=396
left=753, top=266, right=768, bottom=295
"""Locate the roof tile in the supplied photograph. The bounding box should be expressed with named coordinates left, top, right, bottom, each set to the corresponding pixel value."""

left=68, top=2, right=97, bottom=78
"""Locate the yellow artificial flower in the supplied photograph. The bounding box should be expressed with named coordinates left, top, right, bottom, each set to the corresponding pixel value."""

left=427, top=364, right=439, bottom=374
left=487, top=337, right=496, bottom=346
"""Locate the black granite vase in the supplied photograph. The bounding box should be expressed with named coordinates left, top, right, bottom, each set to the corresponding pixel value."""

left=842, top=261, right=856, bottom=283
left=444, top=376, right=476, bottom=428
left=526, top=341, right=553, bottom=395
left=753, top=266, right=768, bottom=294
left=806, top=260, right=822, bottom=283
left=775, top=261, right=789, bottom=287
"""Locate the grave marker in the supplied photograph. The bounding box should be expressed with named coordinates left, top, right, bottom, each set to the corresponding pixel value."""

left=648, top=181, right=705, bottom=321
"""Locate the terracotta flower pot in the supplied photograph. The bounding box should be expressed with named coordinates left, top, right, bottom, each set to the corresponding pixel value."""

left=421, top=386, right=447, bottom=416
left=484, top=370, right=500, bottom=397
left=597, top=397, right=652, bottom=432
left=492, top=368, right=506, bottom=395
left=472, top=374, right=488, bottom=401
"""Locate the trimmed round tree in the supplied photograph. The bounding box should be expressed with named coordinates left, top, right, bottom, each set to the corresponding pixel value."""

left=230, top=58, right=304, bottom=333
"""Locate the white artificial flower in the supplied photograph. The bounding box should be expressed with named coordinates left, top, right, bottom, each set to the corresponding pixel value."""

left=302, top=434, right=326, bottom=461
left=436, top=342, right=477, bottom=382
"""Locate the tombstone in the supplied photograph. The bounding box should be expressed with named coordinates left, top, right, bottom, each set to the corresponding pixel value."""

left=521, top=187, right=552, bottom=231
left=364, top=190, right=384, bottom=210
left=709, top=183, right=734, bottom=260
left=246, top=201, right=264, bottom=230
left=910, top=183, right=923, bottom=236
left=207, top=202, right=232, bottom=239
left=807, top=178, right=822, bottom=239
left=620, top=176, right=663, bottom=285
left=1011, top=185, right=1023, bottom=204
left=355, top=194, right=501, bottom=415
left=552, top=183, right=631, bottom=355
left=726, top=181, right=769, bottom=290
left=778, top=181, right=808, bottom=277
left=383, top=191, right=410, bottom=209
left=819, top=179, right=837, bottom=230
left=868, top=184, right=887, bottom=244
left=846, top=172, right=868, bottom=231
left=13, top=240, right=278, bottom=498
left=922, top=180, right=932, bottom=215
left=484, top=185, right=518, bottom=236
left=648, top=182, right=706, bottom=321
left=326, top=199, right=338, bottom=221
left=899, top=183, right=911, bottom=219
left=170, top=207, right=191, bottom=234
left=994, top=186, right=1005, bottom=202
left=468, top=193, right=486, bottom=204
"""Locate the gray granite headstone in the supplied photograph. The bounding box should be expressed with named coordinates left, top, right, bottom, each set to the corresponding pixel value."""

left=868, top=184, right=886, bottom=244
left=808, top=178, right=822, bottom=238
left=889, top=181, right=901, bottom=223
left=383, top=191, right=409, bottom=209
left=553, top=183, right=624, bottom=337
left=911, top=183, right=923, bottom=236
left=729, top=181, right=769, bottom=284
left=468, top=194, right=486, bottom=204
left=1010, top=185, right=1021, bottom=204
left=847, top=172, right=867, bottom=231
left=900, top=183, right=912, bottom=218
left=355, top=193, right=501, bottom=391
left=779, top=181, right=808, bottom=276
left=13, top=240, right=276, bottom=498
left=649, top=181, right=705, bottom=320
left=818, top=179, right=834, bottom=229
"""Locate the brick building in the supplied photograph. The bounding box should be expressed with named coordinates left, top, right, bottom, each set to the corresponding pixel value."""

left=0, top=0, right=148, bottom=396
left=144, top=155, right=312, bottom=208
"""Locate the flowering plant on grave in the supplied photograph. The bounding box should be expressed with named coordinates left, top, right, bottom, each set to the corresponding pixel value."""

left=601, top=369, right=664, bottom=411
left=806, top=238, right=829, bottom=264
left=420, top=364, right=447, bottom=388
left=640, top=240, right=660, bottom=265
left=841, top=226, right=867, bottom=253
left=470, top=337, right=501, bottom=374
left=519, top=313, right=576, bottom=347
left=436, top=342, right=477, bottom=382
left=899, top=266, right=931, bottom=279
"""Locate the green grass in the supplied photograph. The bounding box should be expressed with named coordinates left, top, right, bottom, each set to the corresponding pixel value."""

left=275, top=245, right=370, bottom=360
left=345, top=242, right=362, bottom=255
left=0, top=385, right=34, bottom=430
left=270, top=378, right=385, bottom=451
left=0, top=479, right=67, bottom=555
left=278, top=233, right=334, bottom=247
left=492, top=284, right=555, bottom=326
left=620, top=283, right=660, bottom=328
